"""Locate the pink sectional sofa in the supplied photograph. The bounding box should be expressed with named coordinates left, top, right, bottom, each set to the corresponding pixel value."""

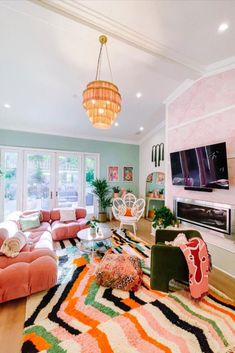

left=0, top=207, right=87, bottom=303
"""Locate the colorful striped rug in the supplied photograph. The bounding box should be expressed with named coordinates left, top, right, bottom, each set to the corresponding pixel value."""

left=22, top=230, right=235, bottom=353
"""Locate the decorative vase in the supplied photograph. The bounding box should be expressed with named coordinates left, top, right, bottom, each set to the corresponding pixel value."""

left=148, top=192, right=154, bottom=198
left=89, top=227, right=96, bottom=236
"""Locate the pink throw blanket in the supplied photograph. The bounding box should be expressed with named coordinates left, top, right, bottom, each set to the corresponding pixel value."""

left=179, top=237, right=210, bottom=300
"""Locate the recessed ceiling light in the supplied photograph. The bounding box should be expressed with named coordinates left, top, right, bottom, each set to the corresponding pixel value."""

left=4, top=103, right=11, bottom=109
left=136, top=92, right=142, bottom=98
left=139, top=126, right=144, bottom=131
left=218, top=22, right=229, bottom=33
left=114, top=122, right=119, bottom=127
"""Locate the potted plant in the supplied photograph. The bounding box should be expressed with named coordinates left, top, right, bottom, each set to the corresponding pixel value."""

left=92, top=178, right=111, bottom=222
left=158, top=188, right=164, bottom=199
left=86, top=217, right=99, bottom=236
left=126, top=188, right=133, bottom=194
left=112, top=186, right=120, bottom=198
left=152, top=206, right=174, bottom=229
left=147, top=190, right=154, bottom=198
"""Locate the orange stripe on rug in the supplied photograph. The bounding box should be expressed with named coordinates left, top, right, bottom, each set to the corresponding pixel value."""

left=89, top=327, right=114, bottom=353
left=209, top=290, right=235, bottom=307
left=23, top=333, right=51, bottom=351
left=65, top=297, right=100, bottom=328
left=202, top=299, right=235, bottom=321
left=66, top=265, right=89, bottom=301
left=124, top=312, right=172, bottom=353
left=121, top=298, right=141, bottom=309
left=82, top=274, right=96, bottom=296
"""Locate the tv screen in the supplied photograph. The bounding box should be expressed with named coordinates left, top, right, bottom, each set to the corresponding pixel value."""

left=170, top=142, right=229, bottom=189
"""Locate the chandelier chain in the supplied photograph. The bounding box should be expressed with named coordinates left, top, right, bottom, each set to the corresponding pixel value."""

left=95, top=42, right=103, bottom=80
left=105, top=43, right=114, bottom=82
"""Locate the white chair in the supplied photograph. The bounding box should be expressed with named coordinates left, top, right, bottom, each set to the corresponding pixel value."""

left=112, top=194, right=145, bottom=235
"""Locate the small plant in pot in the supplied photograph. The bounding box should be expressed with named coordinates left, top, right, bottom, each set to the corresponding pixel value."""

left=112, top=186, right=120, bottom=198
left=147, top=190, right=154, bottom=198
left=158, top=188, right=164, bottom=199
left=152, top=206, right=174, bottom=229
left=92, top=178, right=111, bottom=222
left=86, top=217, right=99, bottom=236
left=126, top=188, right=133, bottom=194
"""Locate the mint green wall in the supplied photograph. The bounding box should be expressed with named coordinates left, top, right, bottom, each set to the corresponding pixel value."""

left=0, top=129, right=139, bottom=195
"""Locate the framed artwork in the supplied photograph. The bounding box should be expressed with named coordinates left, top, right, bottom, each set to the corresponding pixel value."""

left=123, top=166, right=134, bottom=182
left=156, top=172, right=165, bottom=185
left=107, top=166, right=119, bottom=182
left=146, top=173, right=153, bottom=183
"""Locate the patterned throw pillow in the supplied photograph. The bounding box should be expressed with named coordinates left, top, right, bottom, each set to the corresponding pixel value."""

left=96, top=252, right=143, bottom=291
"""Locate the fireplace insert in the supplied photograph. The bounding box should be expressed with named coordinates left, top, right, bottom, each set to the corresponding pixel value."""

left=174, top=198, right=231, bottom=235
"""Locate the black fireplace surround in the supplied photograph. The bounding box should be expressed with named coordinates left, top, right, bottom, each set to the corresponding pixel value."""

left=174, top=198, right=231, bottom=235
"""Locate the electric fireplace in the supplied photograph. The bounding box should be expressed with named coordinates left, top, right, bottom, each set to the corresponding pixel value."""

left=174, top=198, right=234, bottom=236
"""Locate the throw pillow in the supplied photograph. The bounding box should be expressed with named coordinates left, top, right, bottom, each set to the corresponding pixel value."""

left=0, top=231, right=27, bottom=257
left=165, top=232, right=188, bottom=246
left=125, top=207, right=132, bottom=216
left=60, top=209, right=76, bottom=222
left=19, top=213, right=41, bottom=232
left=96, top=252, right=143, bottom=291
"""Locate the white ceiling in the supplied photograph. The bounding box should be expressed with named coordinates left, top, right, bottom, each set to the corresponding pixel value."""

left=0, top=0, right=234, bottom=144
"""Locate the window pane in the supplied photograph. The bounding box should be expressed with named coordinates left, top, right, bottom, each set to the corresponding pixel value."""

left=4, top=152, right=18, bottom=218
left=85, top=157, right=95, bottom=214
left=57, top=156, right=79, bottom=208
left=26, top=154, right=51, bottom=210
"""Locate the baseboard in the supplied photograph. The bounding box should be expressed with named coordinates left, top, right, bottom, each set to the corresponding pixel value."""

left=209, top=267, right=235, bottom=300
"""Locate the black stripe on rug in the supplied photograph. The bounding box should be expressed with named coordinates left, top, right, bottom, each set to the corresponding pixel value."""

left=129, top=243, right=149, bottom=258
left=103, top=288, right=131, bottom=311
left=208, top=294, right=235, bottom=311
left=48, top=264, right=86, bottom=335
left=24, top=284, right=60, bottom=327
left=152, top=299, right=213, bottom=353
left=59, top=240, right=65, bottom=249
left=130, top=291, right=146, bottom=305
left=69, top=238, right=77, bottom=247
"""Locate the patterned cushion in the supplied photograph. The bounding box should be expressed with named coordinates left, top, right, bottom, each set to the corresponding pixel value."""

left=19, top=213, right=41, bottom=232
left=96, top=252, right=143, bottom=291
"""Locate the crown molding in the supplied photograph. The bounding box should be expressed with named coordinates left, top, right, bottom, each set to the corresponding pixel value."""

left=205, top=56, right=235, bottom=76
left=139, top=120, right=165, bottom=145
left=0, top=127, right=139, bottom=145
left=164, top=57, right=235, bottom=106
left=31, top=0, right=204, bottom=74
left=163, top=79, right=194, bottom=105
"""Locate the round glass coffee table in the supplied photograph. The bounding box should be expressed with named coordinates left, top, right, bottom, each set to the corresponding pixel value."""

left=77, top=226, right=113, bottom=258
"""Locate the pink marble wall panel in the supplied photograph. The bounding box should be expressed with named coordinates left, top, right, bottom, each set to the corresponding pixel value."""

left=168, top=69, right=235, bottom=128
left=166, top=69, right=235, bottom=212
left=168, top=108, right=235, bottom=153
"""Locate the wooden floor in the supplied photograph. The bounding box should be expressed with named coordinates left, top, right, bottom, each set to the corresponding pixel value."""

left=0, top=218, right=234, bottom=353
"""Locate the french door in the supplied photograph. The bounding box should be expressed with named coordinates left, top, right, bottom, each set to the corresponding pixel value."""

left=0, top=148, right=99, bottom=221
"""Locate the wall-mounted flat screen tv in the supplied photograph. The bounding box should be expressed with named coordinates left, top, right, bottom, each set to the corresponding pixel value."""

left=170, top=142, right=229, bottom=189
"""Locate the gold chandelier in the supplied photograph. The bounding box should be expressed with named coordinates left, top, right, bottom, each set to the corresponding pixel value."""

left=82, top=35, right=121, bottom=129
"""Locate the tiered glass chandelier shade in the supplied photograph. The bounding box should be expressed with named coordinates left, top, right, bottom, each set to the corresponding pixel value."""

left=82, top=35, right=121, bottom=129
left=83, top=80, right=121, bottom=129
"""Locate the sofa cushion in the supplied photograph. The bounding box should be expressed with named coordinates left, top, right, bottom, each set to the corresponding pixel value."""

left=23, top=221, right=51, bottom=234
left=51, top=219, right=87, bottom=240
left=0, top=221, right=19, bottom=248
left=0, top=250, right=57, bottom=302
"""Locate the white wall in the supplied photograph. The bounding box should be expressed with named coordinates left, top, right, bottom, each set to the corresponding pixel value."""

left=139, top=123, right=165, bottom=198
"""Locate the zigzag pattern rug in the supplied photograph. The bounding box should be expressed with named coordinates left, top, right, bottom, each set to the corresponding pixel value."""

left=22, top=230, right=235, bottom=353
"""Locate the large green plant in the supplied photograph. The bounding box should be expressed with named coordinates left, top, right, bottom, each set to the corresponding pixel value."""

left=92, top=178, right=111, bottom=213
left=152, top=206, right=174, bottom=229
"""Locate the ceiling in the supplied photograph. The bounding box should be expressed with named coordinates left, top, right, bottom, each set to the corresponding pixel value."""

left=0, top=0, right=234, bottom=144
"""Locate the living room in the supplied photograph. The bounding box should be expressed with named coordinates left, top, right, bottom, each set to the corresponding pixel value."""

left=0, top=1, right=235, bottom=353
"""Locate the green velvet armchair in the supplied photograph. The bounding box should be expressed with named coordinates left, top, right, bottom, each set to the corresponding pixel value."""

left=150, top=229, right=202, bottom=292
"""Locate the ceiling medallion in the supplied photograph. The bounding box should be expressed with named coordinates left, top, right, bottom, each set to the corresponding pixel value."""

left=82, top=35, right=121, bottom=129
